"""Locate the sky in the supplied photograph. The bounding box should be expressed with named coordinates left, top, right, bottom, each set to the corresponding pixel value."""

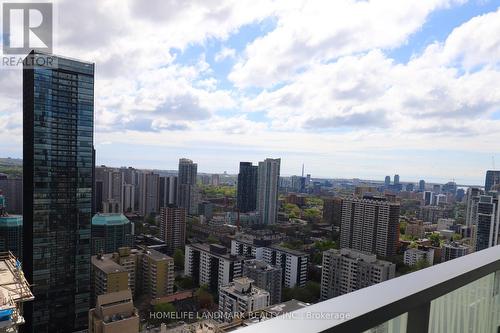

left=1, top=0, right=500, bottom=185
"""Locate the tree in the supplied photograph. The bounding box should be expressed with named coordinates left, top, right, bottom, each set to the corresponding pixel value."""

left=151, top=302, right=176, bottom=325
left=173, top=249, right=185, bottom=269
left=176, top=276, right=194, bottom=290
left=282, top=281, right=320, bottom=303
left=411, top=259, right=431, bottom=272
left=195, top=285, right=214, bottom=309
left=429, top=233, right=441, bottom=247
left=207, top=235, right=219, bottom=244
left=399, top=222, right=407, bottom=235
left=303, top=208, right=321, bottom=222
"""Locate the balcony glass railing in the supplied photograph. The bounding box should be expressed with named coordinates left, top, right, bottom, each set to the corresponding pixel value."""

left=234, top=245, right=500, bottom=333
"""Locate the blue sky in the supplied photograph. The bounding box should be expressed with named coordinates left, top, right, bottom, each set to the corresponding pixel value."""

left=1, top=0, right=500, bottom=185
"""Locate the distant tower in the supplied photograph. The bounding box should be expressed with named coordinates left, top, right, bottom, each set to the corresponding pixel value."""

left=485, top=170, right=500, bottom=192
left=177, top=158, right=198, bottom=215
left=394, top=174, right=400, bottom=185
left=384, top=176, right=391, bottom=187
left=301, top=164, right=304, bottom=177
left=237, top=162, right=258, bottom=213
left=257, top=158, right=281, bottom=225
left=419, top=180, right=426, bottom=192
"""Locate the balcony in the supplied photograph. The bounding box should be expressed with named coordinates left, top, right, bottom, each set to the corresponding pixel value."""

left=234, top=245, right=500, bottom=333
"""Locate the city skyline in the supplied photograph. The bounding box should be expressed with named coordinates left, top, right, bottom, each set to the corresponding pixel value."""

left=1, top=1, right=500, bottom=185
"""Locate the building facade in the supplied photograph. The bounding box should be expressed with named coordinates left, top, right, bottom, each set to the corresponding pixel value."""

left=185, top=243, right=244, bottom=292
left=142, top=249, right=175, bottom=299
left=475, top=195, right=499, bottom=252
left=159, top=205, right=186, bottom=255
left=257, top=158, right=280, bottom=225
left=91, top=255, right=129, bottom=305
left=485, top=170, right=500, bottom=192
left=91, top=213, right=134, bottom=255
left=88, top=290, right=139, bottom=333
left=403, top=247, right=434, bottom=267
left=243, top=259, right=282, bottom=305
left=23, top=52, right=94, bottom=332
left=177, top=159, right=198, bottom=215
left=320, top=248, right=395, bottom=300
left=237, top=162, right=258, bottom=213
left=340, top=197, right=400, bottom=258
left=219, top=277, right=270, bottom=322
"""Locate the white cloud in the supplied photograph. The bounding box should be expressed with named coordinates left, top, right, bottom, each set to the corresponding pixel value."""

left=229, top=0, right=466, bottom=88
left=215, top=47, right=236, bottom=62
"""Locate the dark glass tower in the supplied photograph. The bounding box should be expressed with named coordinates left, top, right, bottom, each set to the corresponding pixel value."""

left=485, top=170, right=500, bottom=192
left=23, top=51, right=94, bottom=332
left=177, top=159, right=197, bottom=214
left=237, top=162, right=258, bottom=212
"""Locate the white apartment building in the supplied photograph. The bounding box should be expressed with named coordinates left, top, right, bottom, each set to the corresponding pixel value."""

left=219, top=277, right=270, bottom=322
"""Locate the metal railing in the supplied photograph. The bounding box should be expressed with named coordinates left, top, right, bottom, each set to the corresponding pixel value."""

left=233, top=245, right=500, bottom=333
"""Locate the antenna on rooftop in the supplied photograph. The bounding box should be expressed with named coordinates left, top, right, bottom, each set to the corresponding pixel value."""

left=492, top=156, right=496, bottom=170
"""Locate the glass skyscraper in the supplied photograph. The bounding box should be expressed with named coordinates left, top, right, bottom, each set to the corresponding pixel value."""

left=23, top=51, right=94, bottom=332
left=237, top=162, right=258, bottom=212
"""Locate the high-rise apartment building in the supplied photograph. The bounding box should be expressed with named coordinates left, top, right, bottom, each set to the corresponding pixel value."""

left=88, top=290, right=139, bottom=333
left=475, top=195, right=499, bottom=252
left=320, top=248, right=395, bottom=300
left=423, top=191, right=434, bottom=206
left=237, top=162, right=258, bottom=212
left=322, top=197, right=343, bottom=226
left=91, top=213, right=134, bottom=255
left=243, top=259, right=282, bottom=305
left=91, top=255, right=129, bottom=304
left=23, top=52, right=94, bottom=332
left=177, top=158, right=198, bottom=215
left=465, top=187, right=484, bottom=227
left=185, top=243, right=244, bottom=292
left=142, top=249, right=175, bottom=298
left=159, top=176, right=178, bottom=208
left=159, top=205, right=186, bottom=255
left=123, top=183, right=135, bottom=212
left=231, top=239, right=308, bottom=288
left=485, top=170, right=500, bottom=192
left=219, top=277, right=270, bottom=322
left=340, top=196, right=400, bottom=258
left=257, top=158, right=280, bottom=225
left=138, top=172, right=159, bottom=217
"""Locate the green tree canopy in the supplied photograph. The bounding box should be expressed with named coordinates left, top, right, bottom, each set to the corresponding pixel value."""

left=173, top=249, right=185, bottom=269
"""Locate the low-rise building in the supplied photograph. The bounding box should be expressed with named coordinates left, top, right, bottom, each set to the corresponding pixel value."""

left=242, top=259, right=282, bottom=305
left=88, top=290, right=139, bottom=333
left=442, top=242, right=471, bottom=262
left=403, top=247, right=434, bottom=267
left=219, top=277, right=270, bottom=322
